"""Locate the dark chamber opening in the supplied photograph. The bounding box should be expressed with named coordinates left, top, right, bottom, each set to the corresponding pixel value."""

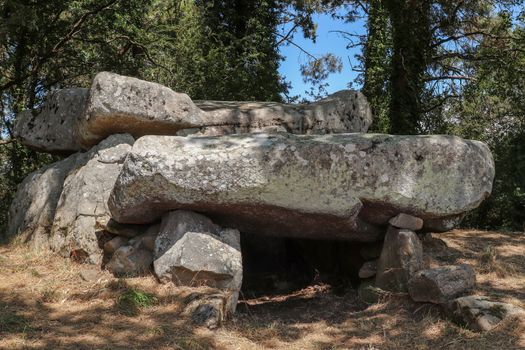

left=240, top=233, right=370, bottom=298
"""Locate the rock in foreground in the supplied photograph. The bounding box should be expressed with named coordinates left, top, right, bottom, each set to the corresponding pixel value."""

left=408, top=264, right=475, bottom=304
left=446, top=295, right=525, bottom=332
left=109, top=133, right=494, bottom=240
left=154, top=212, right=242, bottom=288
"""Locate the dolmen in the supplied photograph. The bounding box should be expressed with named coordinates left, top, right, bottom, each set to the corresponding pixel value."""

left=7, top=72, right=497, bottom=328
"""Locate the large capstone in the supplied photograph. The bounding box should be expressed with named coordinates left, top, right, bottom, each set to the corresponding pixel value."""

left=49, top=134, right=134, bottom=264
left=77, top=72, right=208, bottom=148
left=109, top=133, right=494, bottom=241
left=15, top=74, right=373, bottom=154
left=14, top=89, right=87, bottom=154
left=191, top=90, right=372, bottom=136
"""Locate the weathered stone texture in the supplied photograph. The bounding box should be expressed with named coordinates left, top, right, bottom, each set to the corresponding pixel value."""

left=49, top=134, right=134, bottom=264
left=78, top=72, right=207, bottom=148
left=375, top=227, right=424, bottom=292
left=153, top=211, right=242, bottom=294
left=109, top=133, right=494, bottom=240
left=14, top=88, right=87, bottom=153
left=446, top=296, right=525, bottom=332
left=408, top=264, right=476, bottom=304
left=192, top=90, right=372, bottom=136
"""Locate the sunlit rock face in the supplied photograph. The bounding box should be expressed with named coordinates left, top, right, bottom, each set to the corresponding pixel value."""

left=109, top=132, right=494, bottom=241
left=14, top=72, right=373, bottom=154
left=14, top=88, right=87, bottom=154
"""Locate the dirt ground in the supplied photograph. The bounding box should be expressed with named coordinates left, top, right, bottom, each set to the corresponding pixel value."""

left=0, top=229, right=524, bottom=350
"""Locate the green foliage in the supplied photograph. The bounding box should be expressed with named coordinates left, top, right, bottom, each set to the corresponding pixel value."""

left=141, top=0, right=288, bottom=102
left=0, top=311, right=32, bottom=333
left=445, top=14, right=525, bottom=230
left=361, top=0, right=391, bottom=133
left=116, top=288, right=157, bottom=316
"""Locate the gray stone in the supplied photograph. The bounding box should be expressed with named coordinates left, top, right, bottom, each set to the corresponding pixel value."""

left=424, top=215, right=465, bottom=232
left=107, top=244, right=153, bottom=276
left=183, top=292, right=235, bottom=329
left=109, top=133, right=494, bottom=241
left=359, top=260, right=378, bottom=279
left=14, top=89, right=87, bottom=154
left=129, top=224, right=159, bottom=252
left=153, top=211, right=242, bottom=298
left=375, top=227, right=424, bottom=292
left=193, top=90, right=372, bottom=136
left=446, top=296, right=525, bottom=332
left=6, top=154, right=80, bottom=248
left=77, top=72, right=207, bottom=148
left=408, top=265, right=476, bottom=304
left=49, top=134, right=134, bottom=264
left=103, top=236, right=129, bottom=255
left=79, top=267, right=102, bottom=282
left=389, top=213, right=424, bottom=231
left=105, top=219, right=147, bottom=238
left=154, top=211, right=220, bottom=257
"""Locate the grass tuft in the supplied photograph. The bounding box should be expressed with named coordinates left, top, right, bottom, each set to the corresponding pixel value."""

left=0, top=312, right=31, bottom=333
left=479, top=246, right=517, bottom=277
left=116, top=288, right=157, bottom=316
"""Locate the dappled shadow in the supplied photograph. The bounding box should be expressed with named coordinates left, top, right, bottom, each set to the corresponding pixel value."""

left=0, top=280, right=221, bottom=350
left=1, top=229, right=524, bottom=349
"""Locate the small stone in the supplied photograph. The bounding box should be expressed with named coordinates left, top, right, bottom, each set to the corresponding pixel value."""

left=359, top=260, right=378, bottom=279
left=103, top=236, right=128, bottom=254
left=388, top=213, right=424, bottom=231
left=375, top=227, right=424, bottom=292
left=183, top=293, right=232, bottom=329
left=408, top=264, right=476, bottom=304
left=446, top=295, right=525, bottom=332
left=140, top=225, right=159, bottom=251
left=107, top=245, right=152, bottom=276
left=79, top=268, right=101, bottom=282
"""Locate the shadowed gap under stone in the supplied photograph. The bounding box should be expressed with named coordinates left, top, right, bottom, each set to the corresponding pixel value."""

left=240, top=233, right=368, bottom=298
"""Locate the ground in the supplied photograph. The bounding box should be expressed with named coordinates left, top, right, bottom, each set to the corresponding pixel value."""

left=0, top=229, right=524, bottom=350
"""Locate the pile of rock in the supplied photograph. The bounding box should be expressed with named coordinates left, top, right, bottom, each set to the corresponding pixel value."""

left=7, top=72, right=503, bottom=328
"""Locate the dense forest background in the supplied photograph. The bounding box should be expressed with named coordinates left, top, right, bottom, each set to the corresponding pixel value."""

left=1, top=0, right=524, bottom=234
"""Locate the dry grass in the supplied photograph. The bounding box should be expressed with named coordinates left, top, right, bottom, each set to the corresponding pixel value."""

left=0, top=229, right=524, bottom=350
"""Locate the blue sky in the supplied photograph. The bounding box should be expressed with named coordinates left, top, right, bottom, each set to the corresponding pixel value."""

left=278, top=12, right=366, bottom=100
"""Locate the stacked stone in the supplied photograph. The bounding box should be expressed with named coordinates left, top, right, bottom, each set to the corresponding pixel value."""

left=8, top=72, right=499, bottom=326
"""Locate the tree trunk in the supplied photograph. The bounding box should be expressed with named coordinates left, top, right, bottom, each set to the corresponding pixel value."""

left=386, top=0, right=431, bottom=134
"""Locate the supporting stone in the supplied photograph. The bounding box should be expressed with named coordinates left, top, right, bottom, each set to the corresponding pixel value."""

left=375, top=227, right=424, bottom=292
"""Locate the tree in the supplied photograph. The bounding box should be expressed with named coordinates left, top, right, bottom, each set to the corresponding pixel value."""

left=0, top=0, right=156, bottom=234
